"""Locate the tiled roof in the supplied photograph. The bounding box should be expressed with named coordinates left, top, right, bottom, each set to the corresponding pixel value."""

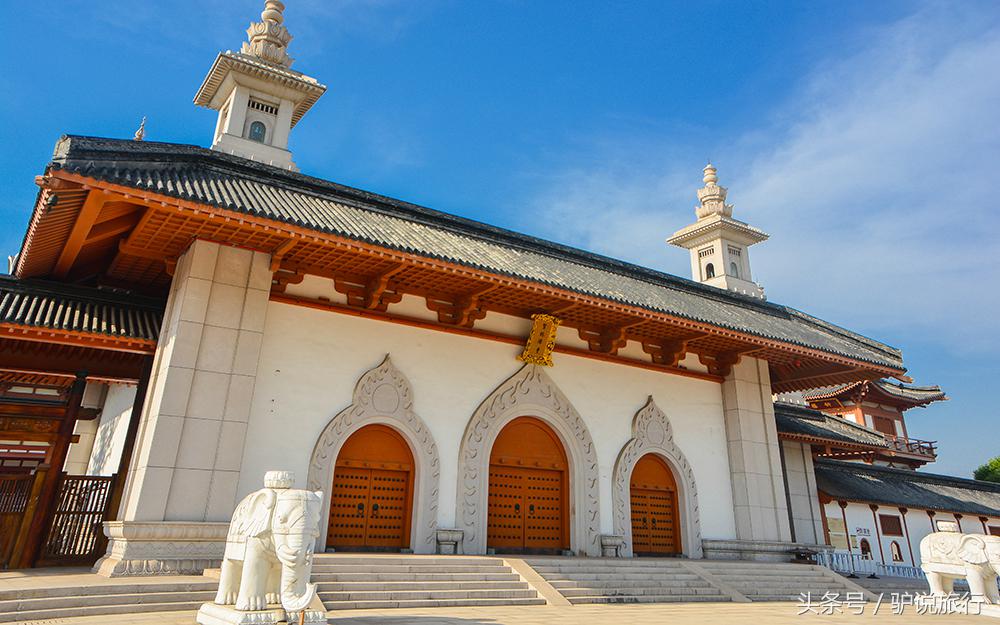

left=815, top=459, right=1000, bottom=517
left=805, top=380, right=946, bottom=406
left=774, top=402, right=889, bottom=448
left=0, top=275, right=163, bottom=342
left=37, top=135, right=905, bottom=370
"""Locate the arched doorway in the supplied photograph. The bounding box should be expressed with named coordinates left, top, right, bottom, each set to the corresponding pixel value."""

left=630, top=453, right=681, bottom=555
left=487, top=417, right=569, bottom=554
left=326, top=424, right=414, bottom=551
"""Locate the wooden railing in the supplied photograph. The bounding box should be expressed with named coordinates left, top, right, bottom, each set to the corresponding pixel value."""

left=37, top=475, right=115, bottom=566
left=884, top=435, right=937, bottom=457
left=0, top=470, right=116, bottom=569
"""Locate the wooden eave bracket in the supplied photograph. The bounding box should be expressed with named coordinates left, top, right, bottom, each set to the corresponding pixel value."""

left=426, top=284, right=497, bottom=327
left=578, top=321, right=644, bottom=355
left=329, top=267, right=404, bottom=312
left=641, top=332, right=708, bottom=366
left=698, top=348, right=760, bottom=377
left=269, top=238, right=298, bottom=272
left=271, top=268, right=306, bottom=293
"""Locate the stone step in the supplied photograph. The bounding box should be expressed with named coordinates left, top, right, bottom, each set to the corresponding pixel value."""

left=320, top=588, right=539, bottom=602
left=325, top=597, right=547, bottom=610
left=312, top=554, right=540, bottom=610
left=726, top=579, right=837, bottom=589
left=526, top=560, right=688, bottom=569
left=314, top=556, right=498, bottom=566
left=316, top=580, right=529, bottom=592
left=568, top=594, right=727, bottom=604
left=539, top=572, right=702, bottom=582
left=557, top=586, right=722, bottom=598
left=312, top=564, right=509, bottom=574
left=312, top=572, right=521, bottom=582
left=0, top=581, right=216, bottom=601
left=0, top=590, right=212, bottom=613
left=0, top=600, right=204, bottom=624
left=548, top=578, right=709, bottom=589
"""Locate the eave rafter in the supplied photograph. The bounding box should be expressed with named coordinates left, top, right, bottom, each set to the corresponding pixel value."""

left=25, top=170, right=906, bottom=391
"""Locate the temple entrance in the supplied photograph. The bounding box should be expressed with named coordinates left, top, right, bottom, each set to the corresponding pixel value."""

left=487, top=417, right=568, bottom=554
left=326, top=424, right=414, bottom=551
left=630, top=453, right=681, bottom=555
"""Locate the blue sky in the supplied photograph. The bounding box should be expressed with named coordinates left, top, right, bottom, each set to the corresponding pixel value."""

left=1, top=1, right=997, bottom=476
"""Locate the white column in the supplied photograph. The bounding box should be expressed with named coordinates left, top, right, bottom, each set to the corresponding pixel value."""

left=121, top=240, right=272, bottom=523
left=722, top=357, right=792, bottom=543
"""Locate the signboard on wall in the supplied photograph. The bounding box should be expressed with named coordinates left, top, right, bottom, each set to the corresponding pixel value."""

left=854, top=527, right=871, bottom=536
left=827, top=517, right=849, bottom=549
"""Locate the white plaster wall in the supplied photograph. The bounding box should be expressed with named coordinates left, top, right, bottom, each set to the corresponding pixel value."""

left=822, top=501, right=1000, bottom=568
left=64, top=418, right=98, bottom=475
left=86, top=384, right=137, bottom=476
left=239, top=300, right=737, bottom=542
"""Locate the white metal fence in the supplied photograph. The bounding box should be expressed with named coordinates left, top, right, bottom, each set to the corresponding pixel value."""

left=819, top=550, right=926, bottom=579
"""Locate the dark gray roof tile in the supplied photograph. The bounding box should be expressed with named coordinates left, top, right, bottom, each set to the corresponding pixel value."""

left=815, top=459, right=1000, bottom=517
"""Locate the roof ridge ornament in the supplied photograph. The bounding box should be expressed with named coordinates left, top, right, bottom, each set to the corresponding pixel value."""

left=133, top=117, right=146, bottom=141
left=695, top=162, right=734, bottom=219
left=241, top=0, right=294, bottom=68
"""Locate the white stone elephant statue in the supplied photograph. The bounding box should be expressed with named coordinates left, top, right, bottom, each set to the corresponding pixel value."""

left=920, top=529, right=1000, bottom=603
left=214, top=471, right=324, bottom=613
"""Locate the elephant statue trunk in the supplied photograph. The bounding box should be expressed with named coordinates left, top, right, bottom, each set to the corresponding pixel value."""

left=274, top=519, right=317, bottom=612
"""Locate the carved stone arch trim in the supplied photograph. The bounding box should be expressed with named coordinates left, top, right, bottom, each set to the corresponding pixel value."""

left=457, top=364, right=601, bottom=556
left=307, top=355, right=440, bottom=553
left=612, top=396, right=702, bottom=558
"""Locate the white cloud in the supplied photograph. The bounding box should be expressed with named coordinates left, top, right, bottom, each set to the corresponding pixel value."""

left=517, top=5, right=1000, bottom=355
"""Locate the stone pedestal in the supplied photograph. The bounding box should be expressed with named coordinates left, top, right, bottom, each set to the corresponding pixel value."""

left=436, top=529, right=464, bottom=554
left=197, top=603, right=325, bottom=625
left=94, top=521, right=227, bottom=577
left=600, top=534, right=625, bottom=558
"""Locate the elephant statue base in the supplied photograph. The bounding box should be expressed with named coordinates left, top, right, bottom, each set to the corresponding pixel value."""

left=197, top=603, right=326, bottom=625
left=919, top=524, right=1000, bottom=604
left=198, top=470, right=326, bottom=625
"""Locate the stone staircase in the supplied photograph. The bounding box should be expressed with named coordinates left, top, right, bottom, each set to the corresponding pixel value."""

left=313, top=554, right=545, bottom=610
left=523, top=557, right=730, bottom=604
left=845, top=573, right=975, bottom=598
left=0, top=578, right=216, bottom=623
left=696, top=560, right=856, bottom=601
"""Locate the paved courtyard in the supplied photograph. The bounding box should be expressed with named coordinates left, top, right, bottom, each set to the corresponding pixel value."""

left=15, top=603, right=992, bottom=625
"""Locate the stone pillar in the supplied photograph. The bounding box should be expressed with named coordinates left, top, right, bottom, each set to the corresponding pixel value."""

left=99, top=240, right=271, bottom=576
left=780, top=440, right=826, bottom=545
left=706, top=357, right=793, bottom=559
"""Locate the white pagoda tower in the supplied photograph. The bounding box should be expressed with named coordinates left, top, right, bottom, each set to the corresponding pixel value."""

left=668, top=164, right=769, bottom=299
left=194, top=1, right=327, bottom=171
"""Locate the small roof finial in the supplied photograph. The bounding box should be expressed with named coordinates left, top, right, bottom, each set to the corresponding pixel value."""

left=695, top=162, right=732, bottom=219
left=261, top=0, right=285, bottom=25
left=133, top=117, right=146, bottom=142
left=703, top=162, right=718, bottom=185
left=242, top=0, right=294, bottom=67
